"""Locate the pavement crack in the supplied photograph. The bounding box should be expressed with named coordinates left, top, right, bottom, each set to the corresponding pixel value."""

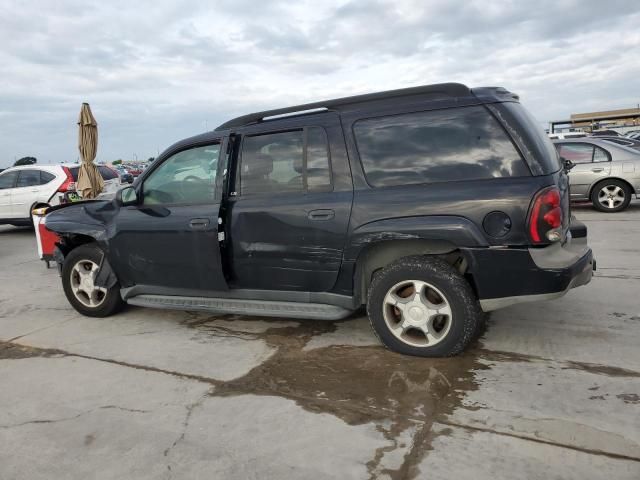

left=437, top=419, right=640, bottom=463
left=7, top=317, right=76, bottom=343
left=98, top=405, right=151, bottom=414
left=163, top=391, right=211, bottom=477
left=0, top=404, right=149, bottom=430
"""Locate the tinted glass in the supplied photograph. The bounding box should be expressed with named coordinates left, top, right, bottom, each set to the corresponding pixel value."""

left=306, top=127, right=331, bottom=192
left=98, top=166, right=118, bottom=180
left=0, top=171, right=18, bottom=189
left=142, top=144, right=220, bottom=205
left=241, top=130, right=305, bottom=194
left=593, top=146, right=610, bottom=162
left=354, top=106, right=529, bottom=187
left=40, top=171, right=56, bottom=184
left=493, top=102, right=561, bottom=175
left=555, top=143, right=593, bottom=164
left=16, top=170, right=41, bottom=187
left=69, top=167, right=80, bottom=181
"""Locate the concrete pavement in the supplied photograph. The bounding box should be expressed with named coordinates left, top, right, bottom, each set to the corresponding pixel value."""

left=0, top=202, right=639, bottom=479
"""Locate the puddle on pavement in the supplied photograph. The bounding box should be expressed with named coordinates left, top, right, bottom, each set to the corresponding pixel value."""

left=182, top=314, right=489, bottom=479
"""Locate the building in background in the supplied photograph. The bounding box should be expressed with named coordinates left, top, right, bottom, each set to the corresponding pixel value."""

left=549, top=107, right=640, bottom=134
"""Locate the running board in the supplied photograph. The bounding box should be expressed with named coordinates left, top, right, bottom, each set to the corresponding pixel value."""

left=126, top=294, right=353, bottom=320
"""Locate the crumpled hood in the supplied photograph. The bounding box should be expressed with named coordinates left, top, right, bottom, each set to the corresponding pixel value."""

left=45, top=200, right=116, bottom=235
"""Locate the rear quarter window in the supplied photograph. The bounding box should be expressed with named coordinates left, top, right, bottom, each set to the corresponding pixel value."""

left=353, top=105, right=529, bottom=188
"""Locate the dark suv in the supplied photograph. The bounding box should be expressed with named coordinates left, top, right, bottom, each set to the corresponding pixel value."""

left=44, top=83, right=594, bottom=357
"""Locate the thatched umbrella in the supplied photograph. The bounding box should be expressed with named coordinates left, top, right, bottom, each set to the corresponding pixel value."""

left=76, top=103, right=104, bottom=199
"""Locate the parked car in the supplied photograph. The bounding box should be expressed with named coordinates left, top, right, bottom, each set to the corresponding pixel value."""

left=0, top=164, right=120, bottom=226
left=553, top=138, right=640, bottom=212
left=43, top=83, right=594, bottom=357
left=115, top=166, right=134, bottom=184
left=591, top=129, right=622, bottom=137
left=127, top=166, right=143, bottom=177
left=547, top=132, right=587, bottom=140
left=595, top=136, right=640, bottom=152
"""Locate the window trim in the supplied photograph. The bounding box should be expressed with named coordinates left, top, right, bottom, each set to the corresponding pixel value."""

left=351, top=105, right=530, bottom=189
left=236, top=125, right=333, bottom=197
left=139, top=141, right=223, bottom=207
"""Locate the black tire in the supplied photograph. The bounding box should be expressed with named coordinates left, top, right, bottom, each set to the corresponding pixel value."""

left=366, top=255, right=482, bottom=357
left=62, top=244, right=124, bottom=317
left=591, top=179, right=632, bottom=212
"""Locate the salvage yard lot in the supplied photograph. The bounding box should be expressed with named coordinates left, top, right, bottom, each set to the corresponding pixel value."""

left=1, top=203, right=639, bottom=480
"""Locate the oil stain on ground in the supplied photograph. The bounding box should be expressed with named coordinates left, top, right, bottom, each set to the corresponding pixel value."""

left=183, top=315, right=489, bottom=479
left=0, top=341, right=65, bottom=360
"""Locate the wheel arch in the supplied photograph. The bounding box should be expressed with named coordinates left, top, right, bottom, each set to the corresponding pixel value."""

left=588, top=176, right=635, bottom=198
left=353, top=239, right=472, bottom=305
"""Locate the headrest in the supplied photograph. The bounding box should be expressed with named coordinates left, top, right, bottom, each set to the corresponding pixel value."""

left=242, top=153, right=273, bottom=177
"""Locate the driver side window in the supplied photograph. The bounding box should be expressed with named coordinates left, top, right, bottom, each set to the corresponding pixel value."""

left=142, top=143, right=220, bottom=205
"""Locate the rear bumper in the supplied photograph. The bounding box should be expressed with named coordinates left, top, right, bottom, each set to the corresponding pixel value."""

left=464, top=220, right=594, bottom=312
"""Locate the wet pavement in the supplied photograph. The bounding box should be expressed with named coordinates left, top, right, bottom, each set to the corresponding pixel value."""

left=1, top=202, right=639, bottom=479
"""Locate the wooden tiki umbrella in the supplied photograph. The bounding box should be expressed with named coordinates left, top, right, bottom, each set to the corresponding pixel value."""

left=76, top=103, right=104, bottom=199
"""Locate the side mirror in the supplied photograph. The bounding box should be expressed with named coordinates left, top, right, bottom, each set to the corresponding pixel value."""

left=117, top=186, right=139, bottom=206
left=560, top=156, right=575, bottom=172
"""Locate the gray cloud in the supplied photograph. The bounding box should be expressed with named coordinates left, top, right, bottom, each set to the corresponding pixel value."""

left=0, top=0, right=639, bottom=167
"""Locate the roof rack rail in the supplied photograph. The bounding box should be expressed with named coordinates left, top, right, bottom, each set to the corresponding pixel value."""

left=215, top=82, right=470, bottom=131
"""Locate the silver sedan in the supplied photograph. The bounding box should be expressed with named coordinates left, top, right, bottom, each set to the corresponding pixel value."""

left=553, top=138, right=640, bottom=212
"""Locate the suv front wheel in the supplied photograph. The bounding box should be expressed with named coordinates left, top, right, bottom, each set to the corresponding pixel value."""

left=367, top=256, right=481, bottom=357
left=62, top=244, right=124, bottom=317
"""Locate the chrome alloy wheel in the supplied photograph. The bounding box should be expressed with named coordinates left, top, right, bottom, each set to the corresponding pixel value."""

left=69, top=259, right=107, bottom=308
left=598, top=185, right=625, bottom=210
left=382, top=280, right=453, bottom=347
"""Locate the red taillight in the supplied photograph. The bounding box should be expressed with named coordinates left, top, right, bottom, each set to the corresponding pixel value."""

left=529, top=186, right=563, bottom=244
left=58, top=167, right=76, bottom=192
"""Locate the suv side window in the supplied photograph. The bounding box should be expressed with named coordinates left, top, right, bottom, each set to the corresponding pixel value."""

left=16, top=170, right=41, bottom=188
left=353, top=106, right=529, bottom=187
left=239, top=127, right=331, bottom=195
left=0, top=171, right=19, bottom=189
left=142, top=143, right=220, bottom=205
left=556, top=143, right=594, bottom=164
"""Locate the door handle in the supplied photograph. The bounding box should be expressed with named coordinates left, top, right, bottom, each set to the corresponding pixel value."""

left=591, top=168, right=604, bottom=173
left=308, top=209, right=335, bottom=221
left=189, top=218, right=210, bottom=230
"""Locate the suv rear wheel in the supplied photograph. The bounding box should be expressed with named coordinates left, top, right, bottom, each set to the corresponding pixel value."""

left=591, top=179, right=631, bottom=212
left=367, top=256, right=481, bottom=357
left=62, top=244, right=124, bottom=317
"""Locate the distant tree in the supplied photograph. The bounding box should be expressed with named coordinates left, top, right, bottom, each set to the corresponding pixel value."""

left=147, top=157, right=155, bottom=162
left=14, top=156, right=37, bottom=166
left=112, top=159, right=123, bottom=165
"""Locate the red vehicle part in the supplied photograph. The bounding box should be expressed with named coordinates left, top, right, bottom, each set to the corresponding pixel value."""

left=33, top=212, right=61, bottom=268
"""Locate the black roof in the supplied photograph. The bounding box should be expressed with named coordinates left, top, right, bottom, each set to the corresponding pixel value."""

left=215, top=82, right=489, bottom=131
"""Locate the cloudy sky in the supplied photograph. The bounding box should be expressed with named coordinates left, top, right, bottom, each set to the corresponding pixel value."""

left=1, top=0, right=639, bottom=168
